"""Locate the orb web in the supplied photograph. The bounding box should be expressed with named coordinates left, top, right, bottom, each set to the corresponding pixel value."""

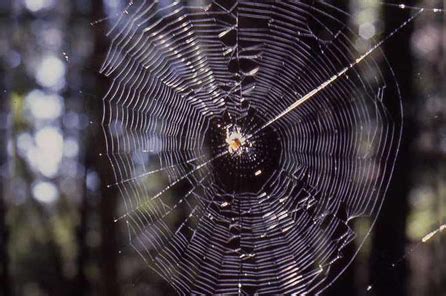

left=101, top=0, right=402, bottom=294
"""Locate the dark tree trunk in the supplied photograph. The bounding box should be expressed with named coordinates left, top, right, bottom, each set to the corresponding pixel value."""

left=369, top=2, right=416, bottom=296
left=74, top=171, right=89, bottom=295
left=0, top=61, right=11, bottom=296
left=87, top=1, right=120, bottom=295
left=0, top=1, right=12, bottom=294
left=70, top=3, right=90, bottom=295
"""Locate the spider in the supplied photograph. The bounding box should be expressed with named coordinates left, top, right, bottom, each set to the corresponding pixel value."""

left=225, top=126, right=247, bottom=155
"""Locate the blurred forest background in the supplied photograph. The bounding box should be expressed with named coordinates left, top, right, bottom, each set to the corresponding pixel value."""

left=0, top=0, right=445, bottom=295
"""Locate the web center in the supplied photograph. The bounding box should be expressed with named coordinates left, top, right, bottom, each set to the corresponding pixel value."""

left=226, top=127, right=248, bottom=155
left=205, top=114, right=281, bottom=193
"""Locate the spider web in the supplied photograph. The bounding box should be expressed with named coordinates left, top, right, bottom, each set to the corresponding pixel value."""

left=100, top=0, right=403, bottom=294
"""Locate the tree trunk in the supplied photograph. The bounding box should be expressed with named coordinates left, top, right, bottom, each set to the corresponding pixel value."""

left=0, top=1, right=12, bottom=294
left=74, top=170, right=89, bottom=295
left=70, top=3, right=90, bottom=295
left=369, top=2, right=416, bottom=295
left=0, top=61, right=11, bottom=296
left=88, top=1, right=120, bottom=295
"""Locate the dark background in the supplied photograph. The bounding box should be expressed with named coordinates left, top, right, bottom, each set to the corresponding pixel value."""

left=0, top=0, right=445, bottom=295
